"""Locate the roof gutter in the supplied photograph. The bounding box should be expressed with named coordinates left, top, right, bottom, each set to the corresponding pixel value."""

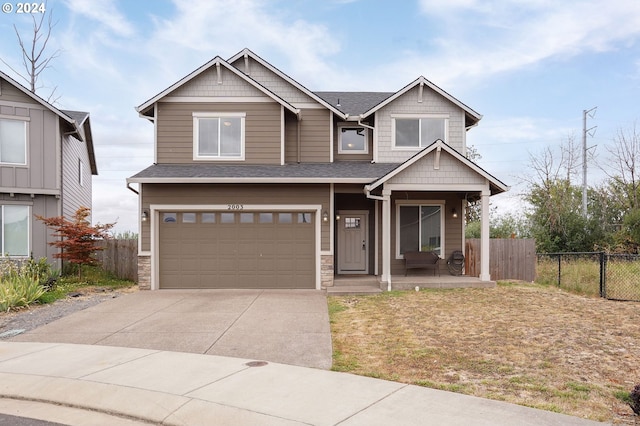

left=126, top=182, right=139, bottom=195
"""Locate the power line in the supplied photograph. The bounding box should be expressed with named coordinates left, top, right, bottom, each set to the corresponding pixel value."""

left=582, top=107, right=598, bottom=217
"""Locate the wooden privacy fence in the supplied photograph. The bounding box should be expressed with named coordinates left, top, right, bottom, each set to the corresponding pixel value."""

left=465, top=238, right=536, bottom=282
left=96, top=239, right=138, bottom=282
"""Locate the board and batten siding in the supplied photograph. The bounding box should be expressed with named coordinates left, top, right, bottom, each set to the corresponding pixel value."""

left=61, top=134, right=92, bottom=217
left=376, top=85, right=466, bottom=163
left=156, top=102, right=282, bottom=164
left=0, top=193, right=60, bottom=263
left=0, top=87, right=59, bottom=192
left=140, top=183, right=331, bottom=252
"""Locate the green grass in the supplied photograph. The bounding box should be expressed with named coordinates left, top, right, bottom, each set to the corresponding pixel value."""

left=39, top=265, right=134, bottom=305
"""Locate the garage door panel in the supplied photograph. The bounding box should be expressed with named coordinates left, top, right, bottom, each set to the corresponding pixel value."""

left=160, top=210, right=315, bottom=289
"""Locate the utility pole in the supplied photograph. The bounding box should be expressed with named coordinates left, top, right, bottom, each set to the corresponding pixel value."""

left=582, top=107, right=597, bottom=217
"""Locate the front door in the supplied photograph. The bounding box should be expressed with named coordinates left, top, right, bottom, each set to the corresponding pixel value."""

left=337, top=212, right=368, bottom=274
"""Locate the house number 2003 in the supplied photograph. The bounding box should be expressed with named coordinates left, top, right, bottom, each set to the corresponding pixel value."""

left=227, top=204, right=244, bottom=210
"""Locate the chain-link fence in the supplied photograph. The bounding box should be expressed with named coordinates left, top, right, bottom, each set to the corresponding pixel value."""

left=536, top=252, right=640, bottom=302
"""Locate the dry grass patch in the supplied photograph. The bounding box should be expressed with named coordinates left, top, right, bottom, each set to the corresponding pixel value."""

left=328, top=283, right=640, bottom=422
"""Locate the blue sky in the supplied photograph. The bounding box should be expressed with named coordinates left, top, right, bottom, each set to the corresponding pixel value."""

left=1, top=0, right=640, bottom=232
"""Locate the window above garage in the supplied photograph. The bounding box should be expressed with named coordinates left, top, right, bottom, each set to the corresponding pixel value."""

left=193, top=112, right=245, bottom=161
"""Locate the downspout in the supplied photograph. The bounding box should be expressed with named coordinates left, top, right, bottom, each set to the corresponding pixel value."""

left=126, top=182, right=139, bottom=195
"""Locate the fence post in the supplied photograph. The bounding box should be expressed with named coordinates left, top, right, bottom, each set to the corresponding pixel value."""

left=557, top=254, right=561, bottom=287
left=599, top=252, right=606, bottom=298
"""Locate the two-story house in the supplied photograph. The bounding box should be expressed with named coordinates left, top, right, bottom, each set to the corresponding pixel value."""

left=128, top=49, right=507, bottom=291
left=0, top=70, right=97, bottom=265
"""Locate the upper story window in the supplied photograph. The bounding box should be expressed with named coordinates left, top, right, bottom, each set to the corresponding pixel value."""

left=392, top=115, right=448, bottom=149
left=338, top=126, right=368, bottom=154
left=193, top=112, right=245, bottom=161
left=0, top=118, right=27, bottom=165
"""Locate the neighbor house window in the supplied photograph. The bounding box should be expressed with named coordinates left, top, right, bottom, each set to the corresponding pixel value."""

left=393, top=116, right=447, bottom=149
left=397, top=204, right=443, bottom=257
left=338, top=126, right=368, bottom=154
left=0, top=118, right=27, bottom=165
left=1, top=205, right=29, bottom=256
left=193, top=112, right=245, bottom=160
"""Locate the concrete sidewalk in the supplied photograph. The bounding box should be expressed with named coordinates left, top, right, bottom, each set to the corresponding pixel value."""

left=9, top=289, right=332, bottom=370
left=0, top=342, right=604, bottom=426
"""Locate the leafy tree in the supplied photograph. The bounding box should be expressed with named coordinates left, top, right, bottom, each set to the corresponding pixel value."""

left=36, top=207, right=115, bottom=277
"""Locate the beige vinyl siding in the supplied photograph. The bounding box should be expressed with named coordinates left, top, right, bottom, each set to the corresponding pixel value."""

left=298, top=108, right=330, bottom=163
left=140, top=183, right=331, bottom=252
left=389, top=192, right=463, bottom=275
left=0, top=105, right=59, bottom=192
left=156, top=102, right=282, bottom=164
left=0, top=79, right=35, bottom=104
left=61, top=134, right=92, bottom=217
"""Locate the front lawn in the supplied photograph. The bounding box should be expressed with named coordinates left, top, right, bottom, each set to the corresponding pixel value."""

left=328, top=283, right=639, bottom=422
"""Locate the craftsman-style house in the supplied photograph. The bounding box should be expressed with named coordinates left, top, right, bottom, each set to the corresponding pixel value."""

left=128, top=49, right=507, bottom=290
left=0, top=70, right=96, bottom=266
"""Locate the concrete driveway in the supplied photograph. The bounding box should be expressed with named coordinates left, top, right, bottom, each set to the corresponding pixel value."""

left=10, top=290, right=332, bottom=369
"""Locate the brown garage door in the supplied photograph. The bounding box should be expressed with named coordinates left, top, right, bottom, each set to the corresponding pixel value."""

left=159, top=211, right=315, bottom=289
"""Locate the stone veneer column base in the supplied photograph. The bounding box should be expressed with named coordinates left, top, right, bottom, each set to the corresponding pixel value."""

left=321, top=255, right=334, bottom=288
left=137, top=255, right=151, bottom=290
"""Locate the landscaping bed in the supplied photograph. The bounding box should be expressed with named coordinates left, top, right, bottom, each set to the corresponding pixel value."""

left=328, top=282, right=639, bottom=422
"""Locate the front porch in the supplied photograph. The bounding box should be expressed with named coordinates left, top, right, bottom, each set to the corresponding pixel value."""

left=326, top=274, right=496, bottom=295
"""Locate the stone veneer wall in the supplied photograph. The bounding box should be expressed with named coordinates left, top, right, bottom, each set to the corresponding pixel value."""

left=138, top=255, right=151, bottom=290
left=321, top=255, right=334, bottom=288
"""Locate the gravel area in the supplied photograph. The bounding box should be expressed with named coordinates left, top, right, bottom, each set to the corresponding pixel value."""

left=0, top=287, right=137, bottom=339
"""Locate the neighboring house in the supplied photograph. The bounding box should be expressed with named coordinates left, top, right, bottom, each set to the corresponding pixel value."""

left=128, top=48, right=508, bottom=291
left=0, top=70, right=97, bottom=266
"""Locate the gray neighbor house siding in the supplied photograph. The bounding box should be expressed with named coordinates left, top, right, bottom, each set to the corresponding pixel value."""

left=0, top=72, right=96, bottom=265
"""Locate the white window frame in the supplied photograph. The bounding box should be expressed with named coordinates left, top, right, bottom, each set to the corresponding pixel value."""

left=0, top=205, right=30, bottom=257
left=337, top=124, right=369, bottom=154
left=391, top=114, right=449, bottom=150
left=193, top=112, right=246, bottom=161
left=0, top=117, right=28, bottom=166
left=395, top=200, right=445, bottom=259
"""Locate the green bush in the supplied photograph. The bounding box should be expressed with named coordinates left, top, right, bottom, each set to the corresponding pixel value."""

left=0, top=274, right=46, bottom=312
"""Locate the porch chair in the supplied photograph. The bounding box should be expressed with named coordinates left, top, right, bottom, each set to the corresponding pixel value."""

left=404, top=251, right=440, bottom=276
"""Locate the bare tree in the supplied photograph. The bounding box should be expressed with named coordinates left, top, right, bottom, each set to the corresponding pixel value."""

left=521, top=134, right=581, bottom=190
left=600, top=122, right=640, bottom=211
left=0, top=2, right=61, bottom=102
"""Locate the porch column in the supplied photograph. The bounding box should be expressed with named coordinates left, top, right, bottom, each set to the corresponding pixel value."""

left=381, top=188, right=392, bottom=290
left=480, top=187, right=491, bottom=281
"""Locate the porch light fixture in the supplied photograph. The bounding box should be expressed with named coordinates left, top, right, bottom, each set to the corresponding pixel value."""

left=141, top=209, right=149, bottom=222
left=322, top=211, right=329, bottom=223
left=335, top=214, right=341, bottom=221
left=451, top=208, right=458, bottom=218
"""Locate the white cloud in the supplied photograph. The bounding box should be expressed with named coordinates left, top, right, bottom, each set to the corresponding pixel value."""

left=63, top=0, right=135, bottom=37
left=410, top=0, right=640, bottom=87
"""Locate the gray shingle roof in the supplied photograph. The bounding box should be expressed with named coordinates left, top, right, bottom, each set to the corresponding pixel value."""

left=313, top=92, right=394, bottom=116
left=129, top=162, right=401, bottom=181
left=60, top=110, right=89, bottom=125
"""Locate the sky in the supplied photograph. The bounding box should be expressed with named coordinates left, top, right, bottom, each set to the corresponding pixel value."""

left=1, top=0, right=640, bottom=233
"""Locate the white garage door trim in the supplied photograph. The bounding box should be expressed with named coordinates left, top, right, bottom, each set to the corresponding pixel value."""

left=150, top=204, right=323, bottom=290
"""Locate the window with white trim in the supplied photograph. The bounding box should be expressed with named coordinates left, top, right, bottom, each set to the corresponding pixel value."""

left=397, top=204, right=443, bottom=257
left=338, top=126, right=368, bottom=154
left=1, top=205, right=29, bottom=256
left=393, top=116, right=447, bottom=149
left=193, top=112, right=245, bottom=160
left=0, top=118, right=27, bottom=165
